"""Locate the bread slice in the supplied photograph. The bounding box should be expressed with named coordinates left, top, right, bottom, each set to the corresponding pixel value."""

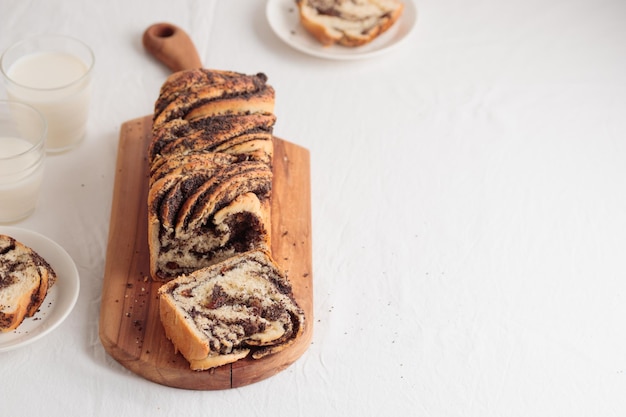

left=158, top=250, right=305, bottom=370
left=296, top=0, right=404, bottom=47
left=0, top=234, right=57, bottom=332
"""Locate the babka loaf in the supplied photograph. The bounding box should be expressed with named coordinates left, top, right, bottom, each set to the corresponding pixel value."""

left=158, top=250, right=305, bottom=370
left=296, top=0, right=404, bottom=47
left=0, top=234, right=57, bottom=332
left=148, top=69, right=276, bottom=281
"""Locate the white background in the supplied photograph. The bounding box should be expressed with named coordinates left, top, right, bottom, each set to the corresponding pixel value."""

left=1, top=0, right=625, bottom=415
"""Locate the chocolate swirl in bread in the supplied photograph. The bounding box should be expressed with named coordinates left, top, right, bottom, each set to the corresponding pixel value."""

left=0, top=234, right=57, bottom=332
left=158, top=250, right=305, bottom=370
left=150, top=113, right=275, bottom=165
left=149, top=69, right=306, bottom=370
left=148, top=69, right=276, bottom=281
left=153, top=71, right=273, bottom=129
left=296, top=0, right=404, bottom=47
left=148, top=158, right=272, bottom=280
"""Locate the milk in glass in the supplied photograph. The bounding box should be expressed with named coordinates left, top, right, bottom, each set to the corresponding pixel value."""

left=1, top=35, right=94, bottom=153
left=6, top=52, right=91, bottom=151
left=0, top=136, right=45, bottom=221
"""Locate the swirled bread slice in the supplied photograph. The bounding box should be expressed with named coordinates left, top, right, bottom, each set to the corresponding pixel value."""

left=148, top=69, right=276, bottom=281
left=158, top=250, right=305, bottom=370
left=154, top=70, right=274, bottom=129
left=296, top=0, right=404, bottom=47
left=0, top=234, right=57, bottom=332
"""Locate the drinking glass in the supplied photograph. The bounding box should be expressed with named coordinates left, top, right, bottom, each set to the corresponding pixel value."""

left=0, top=100, right=47, bottom=223
left=1, top=34, right=94, bottom=153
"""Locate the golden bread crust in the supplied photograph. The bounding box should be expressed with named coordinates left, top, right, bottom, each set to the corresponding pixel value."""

left=296, top=0, right=404, bottom=47
left=158, top=250, right=305, bottom=370
left=148, top=69, right=276, bottom=281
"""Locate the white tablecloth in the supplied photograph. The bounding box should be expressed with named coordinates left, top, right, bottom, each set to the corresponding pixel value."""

left=1, top=0, right=625, bottom=415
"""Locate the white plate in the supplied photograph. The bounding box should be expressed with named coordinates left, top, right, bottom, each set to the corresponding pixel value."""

left=0, top=226, right=80, bottom=352
left=266, top=0, right=418, bottom=60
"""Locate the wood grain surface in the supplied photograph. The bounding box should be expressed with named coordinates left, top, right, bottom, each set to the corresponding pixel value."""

left=99, top=115, right=313, bottom=390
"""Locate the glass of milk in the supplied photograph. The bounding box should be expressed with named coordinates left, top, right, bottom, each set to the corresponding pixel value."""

left=0, top=100, right=47, bottom=223
left=0, top=34, right=94, bottom=153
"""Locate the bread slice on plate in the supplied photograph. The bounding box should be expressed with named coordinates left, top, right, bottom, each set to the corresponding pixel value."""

left=296, top=0, right=405, bottom=47
left=0, top=234, right=57, bottom=332
left=158, top=250, right=305, bottom=370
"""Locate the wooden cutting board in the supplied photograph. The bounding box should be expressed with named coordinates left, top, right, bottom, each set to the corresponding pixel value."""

left=99, top=115, right=313, bottom=390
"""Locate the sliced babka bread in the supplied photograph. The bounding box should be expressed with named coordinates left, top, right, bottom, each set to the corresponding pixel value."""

left=148, top=69, right=276, bottom=281
left=158, top=250, right=305, bottom=370
left=0, top=234, right=57, bottom=332
left=296, top=0, right=404, bottom=47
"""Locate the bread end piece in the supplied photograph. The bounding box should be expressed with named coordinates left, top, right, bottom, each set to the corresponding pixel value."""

left=296, top=0, right=404, bottom=47
left=158, top=250, right=305, bottom=371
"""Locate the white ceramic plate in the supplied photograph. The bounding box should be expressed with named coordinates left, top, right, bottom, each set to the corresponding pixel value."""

left=0, top=226, right=80, bottom=352
left=266, top=0, right=418, bottom=60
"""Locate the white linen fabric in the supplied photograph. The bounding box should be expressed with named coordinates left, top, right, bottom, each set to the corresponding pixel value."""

left=1, top=0, right=625, bottom=415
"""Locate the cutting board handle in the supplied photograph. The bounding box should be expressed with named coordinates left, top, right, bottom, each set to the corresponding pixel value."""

left=143, top=23, right=202, bottom=72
